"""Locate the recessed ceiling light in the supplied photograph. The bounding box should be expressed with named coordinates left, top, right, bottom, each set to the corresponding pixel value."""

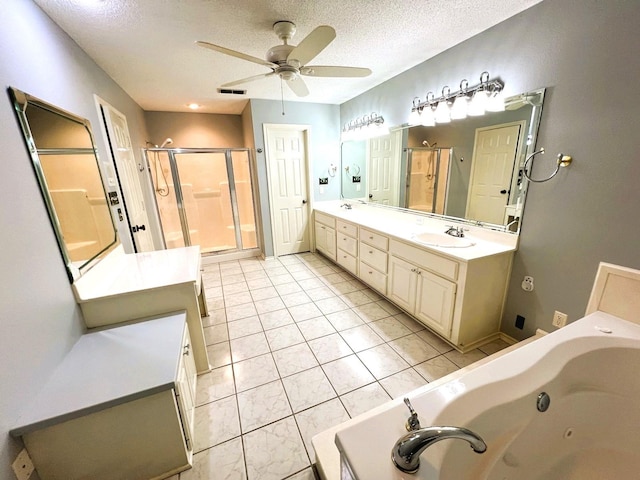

left=187, top=103, right=200, bottom=110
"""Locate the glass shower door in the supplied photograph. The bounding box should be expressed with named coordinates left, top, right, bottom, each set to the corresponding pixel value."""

left=406, top=147, right=452, bottom=215
left=147, top=148, right=258, bottom=254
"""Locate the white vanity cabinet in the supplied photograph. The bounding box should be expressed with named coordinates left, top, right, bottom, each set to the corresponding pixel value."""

left=315, top=212, right=337, bottom=261
left=72, top=245, right=210, bottom=373
left=336, top=220, right=358, bottom=275
left=312, top=205, right=515, bottom=352
left=11, top=313, right=196, bottom=480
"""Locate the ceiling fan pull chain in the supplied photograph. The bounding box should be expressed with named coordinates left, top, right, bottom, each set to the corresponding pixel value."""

left=280, top=78, right=286, bottom=116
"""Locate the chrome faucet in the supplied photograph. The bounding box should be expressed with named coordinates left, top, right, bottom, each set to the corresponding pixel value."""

left=392, top=426, right=487, bottom=473
left=341, top=203, right=352, bottom=210
left=445, top=225, right=465, bottom=237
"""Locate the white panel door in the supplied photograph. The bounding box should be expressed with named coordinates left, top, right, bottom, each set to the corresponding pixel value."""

left=368, top=131, right=400, bottom=205
left=466, top=123, right=523, bottom=224
left=99, top=102, right=155, bottom=251
left=265, top=126, right=310, bottom=256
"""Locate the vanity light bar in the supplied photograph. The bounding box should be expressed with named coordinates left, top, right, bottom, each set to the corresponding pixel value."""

left=408, top=72, right=504, bottom=126
left=342, top=113, right=389, bottom=141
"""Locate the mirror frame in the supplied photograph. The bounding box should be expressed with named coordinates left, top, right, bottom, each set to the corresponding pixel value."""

left=9, top=87, right=119, bottom=281
left=340, top=88, right=546, bottom=233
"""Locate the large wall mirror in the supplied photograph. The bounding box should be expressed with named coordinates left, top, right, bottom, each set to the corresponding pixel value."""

left=341, top=88, right=546, bottom=233
left=9, top=87, right=118, bottom=281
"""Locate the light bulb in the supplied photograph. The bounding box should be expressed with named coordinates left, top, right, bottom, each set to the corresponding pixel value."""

left=434, top=101, right=451, bottom=123
left=420, top=107, right=436, bottom=126
left=486, top=90, right=505, bottom=112
left=408, top=109, right=421, bottom=125
left=450, top=95, right=469, bottom=120
left=468, top=90, right=489, bottom=116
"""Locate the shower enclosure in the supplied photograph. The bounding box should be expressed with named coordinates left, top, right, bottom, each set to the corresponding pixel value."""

left=144, top=148, right=258, bottom=255
left=406, top=147, right=452, bottom=214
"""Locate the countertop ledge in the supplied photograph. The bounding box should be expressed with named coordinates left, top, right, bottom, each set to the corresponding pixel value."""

left=11, top=312, right=186, bottom=437
left=314, top=201, right=518, bottom=261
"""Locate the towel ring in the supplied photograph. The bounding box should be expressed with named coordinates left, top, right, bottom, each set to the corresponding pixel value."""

left=523, top=148, right=573, bottom=183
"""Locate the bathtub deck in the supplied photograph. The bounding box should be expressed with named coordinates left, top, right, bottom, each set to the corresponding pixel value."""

left=312, top=332, right=542, bottom=480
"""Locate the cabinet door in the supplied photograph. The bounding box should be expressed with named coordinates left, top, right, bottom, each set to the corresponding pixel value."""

left=176, top=328, right=197, bottom=453
left=388, top=256, right=417, bottom=312
left=315, top=222, right=336, bottom=261
left=315, top=222, right=327, bottom=251
left=415, top=270, right=456, bottom=338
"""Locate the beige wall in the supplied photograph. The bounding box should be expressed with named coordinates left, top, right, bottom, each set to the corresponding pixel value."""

left=144, top=111, right=245, bottom=148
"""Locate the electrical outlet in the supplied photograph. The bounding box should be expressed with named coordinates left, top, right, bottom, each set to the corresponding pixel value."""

left=521, top=275, right=534, bottom=292
left=515, top=314, right=525, bottom=329
left=552, top=311, right=568, bottom=328
left=12, top=449, right=34, bottom=480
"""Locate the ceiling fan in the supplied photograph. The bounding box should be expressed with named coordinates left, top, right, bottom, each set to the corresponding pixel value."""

left=196, top=21, right=372, bottom=97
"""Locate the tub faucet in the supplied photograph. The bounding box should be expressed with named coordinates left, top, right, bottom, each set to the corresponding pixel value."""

left=392, top=426, right=487, bottom=473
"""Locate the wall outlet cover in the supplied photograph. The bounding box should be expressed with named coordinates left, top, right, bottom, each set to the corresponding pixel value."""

left=515, top=314, right=525, bottom=330
left=319, top=177, right=329, bottom=185
left=12, top=449, right=34, bottom=480
left=552, top=311, right=568, bottom=328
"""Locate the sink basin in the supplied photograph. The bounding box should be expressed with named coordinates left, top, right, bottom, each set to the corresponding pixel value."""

left=413, top=231, right=476, bottom=248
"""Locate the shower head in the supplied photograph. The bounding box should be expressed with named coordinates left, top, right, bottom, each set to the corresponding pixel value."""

left=160, top=138, right=173, bottom=148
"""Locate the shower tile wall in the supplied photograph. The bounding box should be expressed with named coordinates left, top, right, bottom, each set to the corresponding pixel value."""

left=178, top=252, right=508, bottom=480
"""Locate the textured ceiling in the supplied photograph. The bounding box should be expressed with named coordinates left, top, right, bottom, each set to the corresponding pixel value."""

left=33, top=0, right=543, bottom=114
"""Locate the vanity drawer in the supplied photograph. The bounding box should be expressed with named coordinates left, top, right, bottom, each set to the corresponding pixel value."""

left=315, top=211, right=335, bottom=228
left=337, top=252, right=358, bottom=275
left=359, top=243, right=388, bottom=273
left=337, top=234, right=358, bottom=256
left=389, top=239, right=458, bottom=281
left=336, top=220, right=358, bottom=238
left=359, top=261, right=387, bottom=294
left=360, top=228, right=389, bottom=251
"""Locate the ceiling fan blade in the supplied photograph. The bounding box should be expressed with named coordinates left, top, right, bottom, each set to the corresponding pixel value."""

left=301, top=66, right=372, bottom=78
left=196, top=41, right=277, bottom=69
left=286, top=76, right=309, bottom=97
left=221, top=72, right=276, bottom=88
left=287, top=26, right=336, bottom=66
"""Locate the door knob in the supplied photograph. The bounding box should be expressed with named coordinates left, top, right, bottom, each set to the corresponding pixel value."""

left=500, top=189, right=509, bottom=195
left=368, top=194, right=373, bottom=199
left=302, top=199, right=307, bottom=204
left=131, top=224, right=146, bottom=233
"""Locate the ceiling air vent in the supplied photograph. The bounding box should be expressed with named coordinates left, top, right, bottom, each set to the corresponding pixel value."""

left=217, top=88, right=247, bottom=95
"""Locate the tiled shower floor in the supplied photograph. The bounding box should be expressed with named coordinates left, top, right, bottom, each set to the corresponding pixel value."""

left=177, top=252, right=509, bottom=480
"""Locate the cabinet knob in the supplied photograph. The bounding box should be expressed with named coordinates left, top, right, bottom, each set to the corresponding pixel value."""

left=183, top=344, right=190, bottom=356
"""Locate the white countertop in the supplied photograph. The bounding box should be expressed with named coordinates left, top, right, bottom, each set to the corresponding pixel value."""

left=73, top=245, right=202, bottom=301
left=11, top=312, right=186, bottom=437
left=314, top=201, right=518, bottom=261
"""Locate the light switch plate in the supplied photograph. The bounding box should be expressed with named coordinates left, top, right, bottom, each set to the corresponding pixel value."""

left=12, top=449, right=34, bottom=480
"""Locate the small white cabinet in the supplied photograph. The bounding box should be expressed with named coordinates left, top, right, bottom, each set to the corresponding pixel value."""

left=11, top=313, right=196, bottom=480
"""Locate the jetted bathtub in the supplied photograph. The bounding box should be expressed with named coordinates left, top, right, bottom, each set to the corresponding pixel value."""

left=335, top=310, right=640, bottom=479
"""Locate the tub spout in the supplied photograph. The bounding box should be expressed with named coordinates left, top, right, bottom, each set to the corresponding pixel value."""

left=391, top=426, right=487, bottom=473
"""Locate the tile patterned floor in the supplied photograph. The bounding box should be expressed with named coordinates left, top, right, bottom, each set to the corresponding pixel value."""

left=178, top=252, right=509, bottom=480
